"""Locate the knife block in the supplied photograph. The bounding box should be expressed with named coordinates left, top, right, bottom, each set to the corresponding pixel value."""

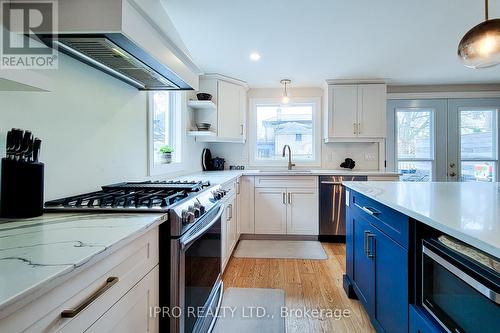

left=0, top=158, right=44, bottom=218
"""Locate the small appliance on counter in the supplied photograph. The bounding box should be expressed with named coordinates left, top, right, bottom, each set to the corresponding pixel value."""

left=201, top=148, right=226, bottom=171
left=1, top=129, right=44, bottom=218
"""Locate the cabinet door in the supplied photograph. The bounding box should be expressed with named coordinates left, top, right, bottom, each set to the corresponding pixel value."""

left=254, top=187, right=287, bottom=234
left=329, top=85, right=358, bottom=138
left=217, top=80, right=241, bottom=139
left=85, top=265, right=159, bottom=333
left=226, top=195, right=237, bottom=256
left=372, top=226, right=408, bottom=333
left=357, top=84, right=386, bottom=137
left=238, top=85, right=247, bottom=140
left=286, top=188, right=319, bottom=235
left=352, top=213, right=375, bottom=316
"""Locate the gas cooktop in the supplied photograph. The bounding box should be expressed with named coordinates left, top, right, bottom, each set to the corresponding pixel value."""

left=44, top=180, right=211, bottom=212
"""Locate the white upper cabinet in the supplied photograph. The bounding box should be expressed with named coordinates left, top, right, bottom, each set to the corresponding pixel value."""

left=324, top=81, right=387, bottom=141
left=191, top=74, right=248, bottom=143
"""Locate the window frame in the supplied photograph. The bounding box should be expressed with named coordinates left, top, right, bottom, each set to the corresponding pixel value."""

left=248, top=97, right=321, bottom=167
left=148, top=91, right=184, bottom=176
left=395, top=108, right=436, bottom=181
left=457, top=106, right=499, bottom=182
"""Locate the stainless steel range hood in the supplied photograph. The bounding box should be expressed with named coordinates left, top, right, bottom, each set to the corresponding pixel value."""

left=39, top=0, right=200, bottom=90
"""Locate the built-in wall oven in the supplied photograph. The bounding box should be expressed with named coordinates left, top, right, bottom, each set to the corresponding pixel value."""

left=421, top=238, right=500, bottom=333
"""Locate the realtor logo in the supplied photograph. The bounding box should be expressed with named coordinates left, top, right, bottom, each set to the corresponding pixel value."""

left=1, top=0, right=57, bottom=69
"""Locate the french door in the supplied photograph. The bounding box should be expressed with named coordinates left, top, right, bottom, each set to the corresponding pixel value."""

left=387, top=98, right=500, bottom=182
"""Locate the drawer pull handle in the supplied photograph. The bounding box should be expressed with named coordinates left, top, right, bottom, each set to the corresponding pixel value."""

left=61, top=276, right=119, bottom=318
left=360, top=205, right=380, bottom=216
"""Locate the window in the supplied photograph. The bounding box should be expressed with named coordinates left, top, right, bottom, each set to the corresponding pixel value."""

left=396, top=109, right=434, bottom=181
left=459, top=109, right=498, bottom=182
left=148, top=91, right=182, bottom=175
left=249, top=98, right=320, bottom=166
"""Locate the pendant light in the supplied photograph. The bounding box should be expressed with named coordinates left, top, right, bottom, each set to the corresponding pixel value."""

left=458, top=0, right=500, bottom=68
left=280, top=79, right=291, bottom=104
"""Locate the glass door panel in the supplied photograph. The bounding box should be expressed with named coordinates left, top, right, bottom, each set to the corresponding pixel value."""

left=448, top=99, right=500, bottom=182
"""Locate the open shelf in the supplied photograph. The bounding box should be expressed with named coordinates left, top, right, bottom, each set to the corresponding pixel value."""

left=187, top=100, right=216, bottom=110
left=187, top=130, right=216, bottom=137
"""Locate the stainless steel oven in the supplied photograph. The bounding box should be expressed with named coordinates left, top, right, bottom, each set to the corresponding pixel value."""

left=421, top=239, right=500, bottom=333
left=169, top=203, right=224, bottom=333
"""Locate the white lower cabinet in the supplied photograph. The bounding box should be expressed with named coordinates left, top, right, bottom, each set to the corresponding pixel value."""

left=221, top=181, right=240, bottom=273
left=0, top=228, right=159, bottom=333
left=254, top=177, right=319, bottom=236
left=286, top=188, right=319, bottom=235
left=254, top=187, right=287, bottom=234
left=85, top=266, right=159, bottom=333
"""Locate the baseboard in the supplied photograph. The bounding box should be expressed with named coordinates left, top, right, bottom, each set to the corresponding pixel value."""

left=239, top=234, right=318, bottom=241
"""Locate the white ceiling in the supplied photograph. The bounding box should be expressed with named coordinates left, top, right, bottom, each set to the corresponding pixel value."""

left=162, top=0, right=500, bottom=88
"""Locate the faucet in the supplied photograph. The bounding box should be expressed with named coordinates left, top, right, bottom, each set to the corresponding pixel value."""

left=282, top=145, right=296, bottom=170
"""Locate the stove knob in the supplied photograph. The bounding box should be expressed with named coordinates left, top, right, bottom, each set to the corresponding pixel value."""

left=199, top=205, right=206, bottom=215
left=181, top=209, right=195, bottom=224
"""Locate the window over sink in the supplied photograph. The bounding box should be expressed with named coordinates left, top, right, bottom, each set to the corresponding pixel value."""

left=148, top=91, right=183, bottom=175
left=249, top=98, right=321, bottom=166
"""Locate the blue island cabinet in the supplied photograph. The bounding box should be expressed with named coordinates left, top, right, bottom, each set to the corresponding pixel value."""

left=345, top=189, right=409, bottom=333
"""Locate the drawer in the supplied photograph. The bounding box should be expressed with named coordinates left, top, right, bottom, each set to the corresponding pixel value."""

left=351, top=190, right=409, bottom=248
left=409, top=305, right=444, bottom=333
left=254, top=176, right=318, bottom=188
left=0, top=227, right=159, bottom=333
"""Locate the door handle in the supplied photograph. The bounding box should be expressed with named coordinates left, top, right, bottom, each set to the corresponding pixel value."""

left=282, top=192, right=286, bottom=205
left=287, top=192, right=291, bottom=205
left=367, top=234, right=376, bottom=258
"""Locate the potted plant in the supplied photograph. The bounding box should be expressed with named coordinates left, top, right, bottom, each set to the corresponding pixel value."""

left=159, top=145, right=174, bottom=164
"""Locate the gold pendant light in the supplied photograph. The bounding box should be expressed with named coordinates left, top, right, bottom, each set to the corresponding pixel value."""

left=458, top=0, right=500, bottom=68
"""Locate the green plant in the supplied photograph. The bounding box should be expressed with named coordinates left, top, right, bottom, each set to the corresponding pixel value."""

left=159, top=145, right=174, bottom=154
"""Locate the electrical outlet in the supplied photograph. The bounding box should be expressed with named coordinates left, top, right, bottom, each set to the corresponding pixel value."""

left=364, top=152, right=376, bottom=161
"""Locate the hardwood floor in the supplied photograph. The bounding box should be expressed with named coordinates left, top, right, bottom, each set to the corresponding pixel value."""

left=222, top=242, right=375, bottom=333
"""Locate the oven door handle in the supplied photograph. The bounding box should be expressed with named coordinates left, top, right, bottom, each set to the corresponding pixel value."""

left=180, top=204, right=223, bottom=250
left=423, top=245, right=500, bottom=305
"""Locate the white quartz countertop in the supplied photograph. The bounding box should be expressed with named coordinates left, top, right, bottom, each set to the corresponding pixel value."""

left=174, top=169, right=399, bottom=186
left=343, top=181, right=500, bottom=258
left=0, top=212, right=165, bottom=318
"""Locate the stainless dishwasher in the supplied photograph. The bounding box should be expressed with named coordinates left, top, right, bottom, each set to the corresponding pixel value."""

left=319, top=175, right=367, bottom=242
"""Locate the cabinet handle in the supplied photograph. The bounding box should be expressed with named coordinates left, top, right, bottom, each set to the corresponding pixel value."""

left=357, top=122, right=361, bottom=134
left=61, top=276, right=119, bottom=318
left=364, top=230, right=370, bottom=255
left=236, top=181, right=240, bottom=195
left=356, top=204, right=380, bottom=216
left=353, top=123, right=357, bottom=134
left=227, top=204, right=232, bottom=221
left=282, top=192, right=286, bottom=205
left=367, top=234, right=376, bottom=258
left=287, top=192, right=291, bottom=205
left=240, top=124, right=244, bottom=135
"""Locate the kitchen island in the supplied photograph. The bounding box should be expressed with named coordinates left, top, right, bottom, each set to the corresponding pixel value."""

left=342, top=181, right=500, bottom=333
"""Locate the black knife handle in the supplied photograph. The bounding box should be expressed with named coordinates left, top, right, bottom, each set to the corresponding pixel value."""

left=33, top=138, right=41, bottom=163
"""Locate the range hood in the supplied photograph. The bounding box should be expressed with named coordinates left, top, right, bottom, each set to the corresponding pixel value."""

left=39, top=0, right=199, bottom=90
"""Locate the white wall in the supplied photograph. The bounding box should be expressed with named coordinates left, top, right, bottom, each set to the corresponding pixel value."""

left=0, top=54, right=206, bottom=200
left=208, top=87, right=381, bottom=170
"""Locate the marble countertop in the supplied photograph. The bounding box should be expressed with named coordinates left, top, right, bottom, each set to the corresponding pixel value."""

left=343, top=181, right=500, bottom=258
left=0, top=212, right=165, bottom=318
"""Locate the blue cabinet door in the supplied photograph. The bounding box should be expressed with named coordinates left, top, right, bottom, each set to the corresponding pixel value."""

left=372, top=225, right=409, bottom=333
left=352, top=212, right=375, bottom=316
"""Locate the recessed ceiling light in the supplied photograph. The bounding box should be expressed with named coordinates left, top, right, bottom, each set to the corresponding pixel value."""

left=249, top=52, right=261, bottom=61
